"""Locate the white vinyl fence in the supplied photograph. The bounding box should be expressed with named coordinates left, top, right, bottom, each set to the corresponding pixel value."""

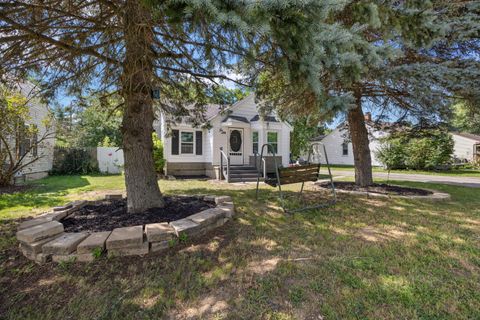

left=97, top=147, right=124, bottom=174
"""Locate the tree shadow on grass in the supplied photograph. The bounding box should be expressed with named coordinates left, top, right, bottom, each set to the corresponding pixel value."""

left=2, top=182, right=479, bottom=319
left=0, top=176, right=91, bottom=215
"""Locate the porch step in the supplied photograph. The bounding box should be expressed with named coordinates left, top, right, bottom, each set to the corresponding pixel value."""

left=229, top=177, right=259, bottom=183
left=223, top=165, right=261, bottom=183
left=229, top=173, right=259, bottom=179
left=229, top=166, right=257, bottom=171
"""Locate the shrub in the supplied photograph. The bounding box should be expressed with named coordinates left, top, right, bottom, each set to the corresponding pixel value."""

left=152, top=133, right=165, bottom=173
left=376, top=130, right=454, bottom=170
left=375, top=137, right=407, bottom=170
left=51, top=147, right=99, bottom=175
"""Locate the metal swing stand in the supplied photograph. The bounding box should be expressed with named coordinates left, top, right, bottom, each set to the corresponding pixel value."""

left=255, top=142, right=337, bottom=213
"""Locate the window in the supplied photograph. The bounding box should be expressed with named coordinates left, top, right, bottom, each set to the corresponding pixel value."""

left=342, top=142, right=348, bottom=156
left=17, top=123, right=30, bottom=157
left=252, top=131, right=259, bottom=154
left=180, top=131, right=194, bottom=154
left=267, top=131, right=278, bottom=154
left=31, top=125, right=38, bottom=157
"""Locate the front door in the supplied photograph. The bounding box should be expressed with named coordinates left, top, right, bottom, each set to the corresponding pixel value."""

left=228, top=128, right=244, bottom=165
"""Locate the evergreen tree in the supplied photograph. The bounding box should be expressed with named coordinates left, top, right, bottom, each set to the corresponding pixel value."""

left=0, top=0, right=250, bottom=212
left=248, top=1, right=480, bottom=186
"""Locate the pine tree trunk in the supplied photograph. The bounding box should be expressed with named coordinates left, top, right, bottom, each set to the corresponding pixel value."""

left=347, top=92, right=373, bottom=187
left=121, top=0, right=164, bottom=213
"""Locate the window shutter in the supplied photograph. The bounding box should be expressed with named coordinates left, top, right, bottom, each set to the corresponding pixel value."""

left=171, top=130, right=179, bottom=155
left=195, top=131, right=203, bottom=155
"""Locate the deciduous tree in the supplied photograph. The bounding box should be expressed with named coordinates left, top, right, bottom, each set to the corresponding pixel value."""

left=0, top=84, right=54, bottom=186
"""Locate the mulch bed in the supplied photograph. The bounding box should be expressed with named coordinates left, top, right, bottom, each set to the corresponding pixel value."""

left=318, top=181, right=433, bottom=196
left=0, top=185, right=32, bottom=195
left=62, top=196, right=216, bottom=232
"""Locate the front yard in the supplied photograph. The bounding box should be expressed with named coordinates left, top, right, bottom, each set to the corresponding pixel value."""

left=1, top=175, right=479, bottom=319
left=325, top=164, right=480, bottom=177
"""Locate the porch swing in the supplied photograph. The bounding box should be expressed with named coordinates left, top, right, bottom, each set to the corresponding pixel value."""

left=255, top=142, right=337, bottom=213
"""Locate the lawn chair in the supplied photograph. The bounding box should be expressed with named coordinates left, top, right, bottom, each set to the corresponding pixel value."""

left=255, top=142, right=336, bottom=213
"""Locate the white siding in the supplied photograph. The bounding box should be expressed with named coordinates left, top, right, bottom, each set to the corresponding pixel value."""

left=314, top=126, right=384, bottom=166
left=158, top=94, right=293, bottom=168
left=452, top=134, right=476, bottom=162
left=16, top=83, right=55, bottom=178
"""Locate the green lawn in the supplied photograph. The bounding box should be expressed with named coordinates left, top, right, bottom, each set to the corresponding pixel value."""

left=1, top=175, right=479, bottom=319
left=325, top=164, right=480, bottom=177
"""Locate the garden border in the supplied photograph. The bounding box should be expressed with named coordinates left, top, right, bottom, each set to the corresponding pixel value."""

left=314, top=182, right=451, bottom=201
left=16, top=195, right=235, bottom=264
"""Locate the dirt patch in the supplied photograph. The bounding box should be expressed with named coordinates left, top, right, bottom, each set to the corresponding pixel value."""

left=318, top=181, right=433, bottom=196
left=62, top=196, right=215, bottom=232
left=0, top=185, right=32, bottom=195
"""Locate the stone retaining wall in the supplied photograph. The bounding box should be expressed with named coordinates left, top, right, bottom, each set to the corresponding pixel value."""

left=16, top=195, right=235, bottom=264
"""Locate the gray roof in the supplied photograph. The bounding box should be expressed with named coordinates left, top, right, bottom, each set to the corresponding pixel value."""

left=250, top=114, right=279, bottom=122
left=222, top=115, right=249, bottom=123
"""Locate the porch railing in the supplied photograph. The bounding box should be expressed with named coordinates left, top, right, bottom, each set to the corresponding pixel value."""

left=219, top=147, right=230, bottom=182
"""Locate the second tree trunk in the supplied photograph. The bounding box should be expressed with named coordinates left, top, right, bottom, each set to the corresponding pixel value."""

left=347, top=95, right=374, bottom=187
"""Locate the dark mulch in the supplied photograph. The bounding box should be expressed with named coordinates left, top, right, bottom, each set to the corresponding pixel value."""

left=0, top=185, right=32, bottom=195
left=62, top=196, right=216, bottom=232
left=319, top=181, right=433, bottom=196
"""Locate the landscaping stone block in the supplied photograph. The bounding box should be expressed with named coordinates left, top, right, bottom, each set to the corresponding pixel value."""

left=19, top=233, right=65, bottom=254
left=35, top=253, right=51, bottom=264
left=170, top=219, right=201, bottom=237
left=77, top=231, right=111, bottom=254
left=17, top=217, right=53, bottom=231
left=42, top=233, right=89, bottom=255
left=188, top=208, right=225, bottom=226
left=203, top=195, right=216, bottom=202
left=218, top=201, right=235, bottom=218
left=106, top=226, right=144, bottom=250
left=150, top=240, right=170, bottom=253
left=105, top=194, right=123, bottom=200
left=145, top=223, right=175, bottom=242
left=53, top=203, right=73, bottom=211
left=214, top=195, right=232, bottom=204
left=39, top=210, right=70, bottom=221
left=19, top=243, right=35, bottom=260
left=108, top=241, right=149, bottom=257
left=16, top=221, right=64, bottom=243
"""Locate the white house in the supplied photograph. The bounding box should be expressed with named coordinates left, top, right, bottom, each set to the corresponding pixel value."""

left=314, top=116, right=480, bottom=167
left=155, top=94, right=292, bottom=179
left=312, top=113, right=386, bottom=166
left=1, top=82, right=55, bottom=182
left=451, top=132, right=480, bottom=163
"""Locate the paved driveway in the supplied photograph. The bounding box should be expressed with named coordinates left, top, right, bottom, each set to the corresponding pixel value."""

left=322, top=170, right=480, bottom=188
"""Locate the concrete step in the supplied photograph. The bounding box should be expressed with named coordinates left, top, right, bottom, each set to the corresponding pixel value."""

left=229, top=177, right=259, bottom=183
left=229, top=173, right=259, bottom=179
left=229, top=166, right=257, bottom=171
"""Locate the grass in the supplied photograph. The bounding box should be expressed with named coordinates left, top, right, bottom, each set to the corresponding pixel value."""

left=325, top=164, right=480, bottom=177
left=1, top=175, right=479, bottom=319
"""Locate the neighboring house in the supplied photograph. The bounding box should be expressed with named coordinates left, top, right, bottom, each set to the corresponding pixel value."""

left=451, top=132, right=480, bottom=163
left=155, top=94, right=292, bottom=179
left=312, top=113, right=387, bottom=166
left=1, top=82, right=55, bottom=182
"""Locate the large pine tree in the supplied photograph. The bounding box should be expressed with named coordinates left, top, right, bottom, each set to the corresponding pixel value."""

left=0, top=0, right=250, bottom=212
left=247, top=1, right=480, bottom=186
